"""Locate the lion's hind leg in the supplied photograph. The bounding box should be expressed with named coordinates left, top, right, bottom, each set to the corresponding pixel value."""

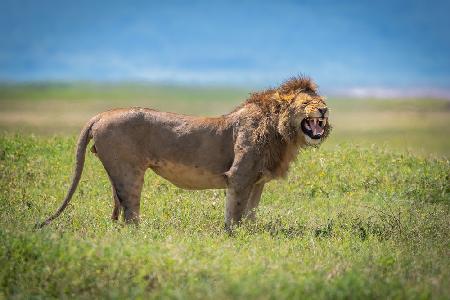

left=102, top=161, right=146, bottom=225
left=110, top=185, right=121, bottom=221
left=105, top=173, right=122, bottom=221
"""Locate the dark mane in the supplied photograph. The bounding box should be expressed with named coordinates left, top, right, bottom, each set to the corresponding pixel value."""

left=279, top=76, right=318, bottom=95
left=225, top=75, right=326, bottom=179
left=243, top=75, right=318, bottom=109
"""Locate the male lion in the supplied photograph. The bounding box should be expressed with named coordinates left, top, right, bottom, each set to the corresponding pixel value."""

left=37, top=76, right=331, bottom=229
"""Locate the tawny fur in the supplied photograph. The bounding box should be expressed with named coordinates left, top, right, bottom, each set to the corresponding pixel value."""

left=37, top=76, right=331, bottom=229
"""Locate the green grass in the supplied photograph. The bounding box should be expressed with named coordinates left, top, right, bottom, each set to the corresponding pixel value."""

left=1, top=83, right=449, bottom=156
left=0, top=82, right=250, bottom=102
left=0, top=84, right=449, bottom=298
left=0, top=135, right=449, bottom=299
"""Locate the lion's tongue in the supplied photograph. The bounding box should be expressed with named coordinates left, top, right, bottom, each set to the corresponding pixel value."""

left=309, top=119, right=324, bottom=136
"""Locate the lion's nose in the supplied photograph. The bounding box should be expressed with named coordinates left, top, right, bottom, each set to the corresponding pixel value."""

left=318, top=107, right=328, bottom=117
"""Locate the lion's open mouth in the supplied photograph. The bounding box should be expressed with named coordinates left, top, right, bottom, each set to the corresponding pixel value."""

left=301, top=117, right=327, bottom=139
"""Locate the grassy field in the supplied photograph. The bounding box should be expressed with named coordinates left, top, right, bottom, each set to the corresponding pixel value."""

left=0, top=84, right=449, bottom=299
left=1, top=83, right=449, bottom=156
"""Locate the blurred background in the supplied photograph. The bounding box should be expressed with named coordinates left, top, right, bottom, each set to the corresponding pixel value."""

left=0, top=0, right=449, bottom=156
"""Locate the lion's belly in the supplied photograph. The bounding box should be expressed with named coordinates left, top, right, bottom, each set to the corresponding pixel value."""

left=149, top=161, right=227, bottom=190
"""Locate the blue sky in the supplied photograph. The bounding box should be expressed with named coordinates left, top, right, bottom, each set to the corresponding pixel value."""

left=0, top=0, right=449, bottom=88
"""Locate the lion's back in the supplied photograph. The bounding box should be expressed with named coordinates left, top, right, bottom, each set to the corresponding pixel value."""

left=89, top=107, right=235, bottom=189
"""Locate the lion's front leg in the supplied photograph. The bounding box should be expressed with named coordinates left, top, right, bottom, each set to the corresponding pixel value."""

left=244, top=183, right=265, bottom=221
left=224, top=151, right=262, bottom=229
left=225, top=185, right=253, bottom=229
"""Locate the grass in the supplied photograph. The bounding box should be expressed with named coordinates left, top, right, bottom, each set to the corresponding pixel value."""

left=1, top=83, right=449, bottom=156
left=0, top=84, right=449, bottom=299
left=0, top=136, right=449, bottom=299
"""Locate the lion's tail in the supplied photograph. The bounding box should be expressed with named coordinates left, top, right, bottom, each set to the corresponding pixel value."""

left=35, top=117, right=98, bottom=229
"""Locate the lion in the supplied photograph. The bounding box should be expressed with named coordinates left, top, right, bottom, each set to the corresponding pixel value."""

left=37, top=76, right=331, bottom=229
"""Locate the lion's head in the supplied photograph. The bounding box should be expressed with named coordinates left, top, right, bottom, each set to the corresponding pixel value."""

left=245, top=76, right=331, bottom=147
